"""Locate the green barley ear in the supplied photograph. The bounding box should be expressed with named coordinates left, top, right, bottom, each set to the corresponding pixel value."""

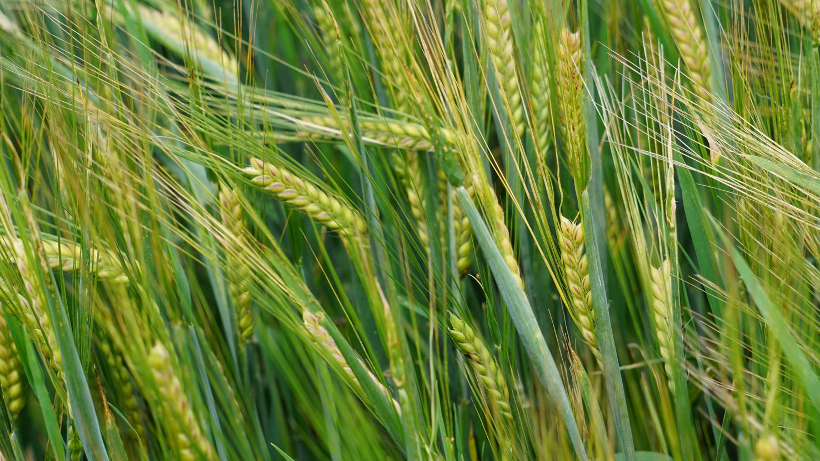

left=604, top=189, right=625, bottom=254
left=11, top=248, right=64, bottom=385
left=483, top=0, right=525, bottom=139
left=242, top=158, right=367, bottom=237
left=295, top=116, right=457, bottom=151
left=392, top=152, right=431, bottom=255
left=137, top=5, right=238, bottom=81
left=649, top=258, right=675, bottom=393
left=471, top=174, right=524, bottom=288
left=656, top=0, right=712, bottom=103
left=0, top=311, right=24, bottom=417
left=558, top=216, right=601, bottom=364
left=148, top=342, right=215, bottom=461
left=1, top=236, right=128, bottom=283
left=530, top=19, right=552, bottom=158
left=218, top=185, right=254, bottom=345
left=556, top=28, right=590, bottom=190
left=434, top=154, right=471, bottom=274
left=448, top=313, right=513, bottom=422
left=303, top=310, right=355, bottom=380
left=453, top=188, right=473, bottom=275
left=360, top=0, right=411, bottom=111
left=312, top=5, right=345, bottom=86
left=98, top=337, right=143, bottom=442
left=302, top=310, right=400, bottom=412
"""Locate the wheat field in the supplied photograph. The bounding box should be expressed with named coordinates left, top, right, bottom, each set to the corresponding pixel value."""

left=0, top=0, right=818, bottom=459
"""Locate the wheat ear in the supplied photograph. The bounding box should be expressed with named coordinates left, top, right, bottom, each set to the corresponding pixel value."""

left=649, top=258, right=675, bottom=393
left=360, top=0, right=410, bottom=111
left=313, top=6, right=345, bottom=86
left=302, top=310, right=400, bottom=412
left=558, top=216, right=601, bottom=364
left=296, top=116, right=458, bottom=151
left=483, top=0, right=524, bottom=139
left=243, top=158, right=367, bottom=237
left=218, top=185, right=254, bottom=344
left=604, top=189, right=625, bottom=253
left=448, top=172, right=473, bottom=275
left=657, top=0, right=712, bottom=103
left=530, top=19, right=552, bottom=157
left=393, top=152, right=431, bottom=254
left=98, top=337, right=143, bottom=441
left=448, top=314, right=513, bottom=421
left=138, top=5, right=238, bottom=79
left=0, top=311, right=24, bottom=417
left=452, top=183, right=473, bottom=275
left=1, top=236, right=128, bottom=283
left=11, top=251, right=64, bottom=385
left=148, top=342, right=215, bottom=461
left=556, top=28, right=589, bottom=188
left=435, top=169, right=473, bottom=274
left=473, top=176, right=523, bottom=288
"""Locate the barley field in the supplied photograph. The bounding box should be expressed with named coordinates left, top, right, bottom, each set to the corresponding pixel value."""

left=0, top=0, right=818, bottom=460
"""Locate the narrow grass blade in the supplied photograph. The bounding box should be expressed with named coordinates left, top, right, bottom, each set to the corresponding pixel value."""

left=580, top=190, right=635, bottom=461
left=745, top=156, right=820, bottom=197
left=456, top=187, right=588, bottom=461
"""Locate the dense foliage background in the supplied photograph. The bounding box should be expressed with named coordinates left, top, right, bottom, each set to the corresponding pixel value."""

left=0, top=0, right=819, bottom=460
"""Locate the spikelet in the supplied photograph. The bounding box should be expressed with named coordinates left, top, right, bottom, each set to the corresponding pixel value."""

left=530, top=19, right=552, bottom=157
left=451, top=179, right=473, bottom=275
left=448, top=314, right=513, bottom=421
left=0, top=311, right=24, bottom=417
left=68, top=425, right=83, bottom=461
left=242, top=158, right=367, bottom=237
left=556, top=28, right=589, bottom=189
left=302, top=310, right=399, bottom=412
left=393, top=152, right=431, bottom=254
left=0, top=236, right=128, bottom=283
left=137, top=5, right=238, bottom=79
left=475, top=178, right=523, bottom=288
left=558, top=217, right=600, bottom=364
left=98, top=338, right=143, bottom=441
left=483, top=0, right=524, bottom=139
left=12, top=250, right=64, bottom=385
left=218, top=186, right=254, bottom=344
left=432, top=167, right=472, bottom=274
left=296, top=116, right=458, bottom=151
left=656, top=0, right=712, bottom=103
left=148, top=342, right=215, bottom=461
left=649, top=258, right=675, bottom=393
left=313, top=6, right=345, bottom=86
left=604, top=189, right=625, bottom=253
left=360, top=0, right=410, bottom=111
